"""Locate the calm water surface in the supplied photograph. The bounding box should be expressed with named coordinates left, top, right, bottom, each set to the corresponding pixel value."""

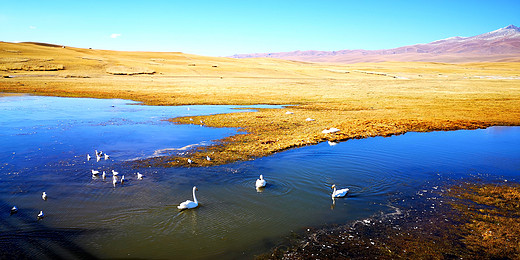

left=0, top=95, right=519, bottom=259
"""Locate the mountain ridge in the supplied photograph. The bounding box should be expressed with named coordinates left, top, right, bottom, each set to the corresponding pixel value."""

left=231, top=25, right=520, bottom=63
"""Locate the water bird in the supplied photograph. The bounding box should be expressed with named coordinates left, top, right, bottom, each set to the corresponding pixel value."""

left=285, top=111, right=294, bottom=114
left=10, top=206, right=18, bottom=215
left=206, top=156, right=211, bottom=161
left=112, top=176, right=117, bottom=187
left=187, top=159, right=193, bottom=164
left=305, top=118, right=315, bottom=121
left=37, top=211, right=44, bottom=220
left=91, top=169, right=99, bottom=176
left=178, top=186, right=199, bottom=210
left=102, top=171, right=106, bottom=180
left=112, top=170, right=119, bottom=176
left=256, top=175, right=266, bottom=188
left=121, top=175, right=125, bottom=184
left=322, top=128, right=340, bottom=134
left=331, top=184, right=349, bottom=198
left=42, top=192, right=47, bottom=201
left=104, top=153, right=110, bottom=160
left=96, top=154, right=101, bottom=162
left=87, top=154, right=91, bottom=161
left=137, top=172, right=143, bottom=180
left=328, top=141, right=338, bottom=146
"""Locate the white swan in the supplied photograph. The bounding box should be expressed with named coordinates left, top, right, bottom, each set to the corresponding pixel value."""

left=104, top=154, right=110, bottom=160
left=10, top=206, right=18, bottom=215
left=328, top=141, right=338, bottom=146
left=137, top=172, right=143, bottom=180
left=256, top=175, right=266, bottom=188
left=178, top=186, right=199, bottom=210
left=187, top=159, right=193, bottom=164
left=112, top=176, right=117, bottom=187
left=87, top=154, right=91, bottom=161
left=37, top=210, right=44, bottom=220
left=322, top=127, right=340, bottom=134
left=96, top=154, right=101, bottom=162
left=331, top=184, right=349, bottom=198
left=91, top=169, right=99, bottom=176
left=112, top=170, right=119, bottom=176
left=102, top=171, right=106, bottom=180
left=42, top=192, right=47, bottom=201
left=206, top=156, right=211, bottom=161
left=121, top=175, right=125, bottom=184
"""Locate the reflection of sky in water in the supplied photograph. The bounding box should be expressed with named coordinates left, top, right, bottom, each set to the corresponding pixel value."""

left=0, top=95, right=282, bottom=171
left=0, top=95, right=519, bottom=259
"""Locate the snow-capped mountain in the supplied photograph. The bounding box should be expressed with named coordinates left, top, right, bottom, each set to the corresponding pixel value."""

left=231, top=25, right=520, bottom=63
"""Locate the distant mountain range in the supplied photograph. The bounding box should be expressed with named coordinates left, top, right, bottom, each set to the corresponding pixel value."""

left=231, top=25, right=520, bottom=63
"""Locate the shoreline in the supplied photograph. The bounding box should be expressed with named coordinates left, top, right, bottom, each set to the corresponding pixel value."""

left=260, top=180, right=520, bottom=259
left=1, top=91, right=517, bottom=168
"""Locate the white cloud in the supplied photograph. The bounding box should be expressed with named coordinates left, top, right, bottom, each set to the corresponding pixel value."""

left=29, top=26, right=36, bottom=29
left=110, top=33, right=122, bottom=39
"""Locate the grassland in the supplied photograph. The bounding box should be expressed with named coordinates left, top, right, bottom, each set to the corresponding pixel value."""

left=1, top=41, right=520, bottom=166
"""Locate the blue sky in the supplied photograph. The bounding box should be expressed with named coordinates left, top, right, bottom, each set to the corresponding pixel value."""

left=1, top=1, right=519, bottom=56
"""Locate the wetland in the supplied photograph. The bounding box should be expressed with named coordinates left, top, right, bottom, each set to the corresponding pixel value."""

left=1, top=95, right=519, bottom=259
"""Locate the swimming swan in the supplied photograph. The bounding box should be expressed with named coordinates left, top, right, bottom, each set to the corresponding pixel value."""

left=42, top=192, right=47, bottom=201
left=37, top=210, right=44, bottom=220
left=137, top=172, right=143, bottom=180
left=331, top=184, right=349, bottom=198
left=178, top=186, right=199, bottom=210
left=256, top=175, right=266, bottom=188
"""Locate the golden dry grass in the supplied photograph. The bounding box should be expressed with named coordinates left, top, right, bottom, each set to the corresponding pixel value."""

left=1, top=42, right=520, bottom=166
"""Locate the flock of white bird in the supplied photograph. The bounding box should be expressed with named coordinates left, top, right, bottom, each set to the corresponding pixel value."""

left=10, top=147, right=350, bottom=218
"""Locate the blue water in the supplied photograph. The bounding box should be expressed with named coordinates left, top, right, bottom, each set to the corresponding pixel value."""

left=0, top=95, right=519, bottom=259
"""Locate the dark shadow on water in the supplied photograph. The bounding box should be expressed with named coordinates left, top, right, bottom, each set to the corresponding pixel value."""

left=0, top=200, right=100, bottom=260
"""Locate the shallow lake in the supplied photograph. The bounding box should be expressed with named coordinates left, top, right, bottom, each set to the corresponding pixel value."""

left=1, top=95, right=519, bottom=259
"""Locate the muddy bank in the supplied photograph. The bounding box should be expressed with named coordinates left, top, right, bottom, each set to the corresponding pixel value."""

left=260, top=180, right=520, bottom=259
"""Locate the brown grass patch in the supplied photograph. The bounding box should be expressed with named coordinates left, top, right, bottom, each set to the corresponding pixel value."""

left=262, top=182, right=520, bottom=259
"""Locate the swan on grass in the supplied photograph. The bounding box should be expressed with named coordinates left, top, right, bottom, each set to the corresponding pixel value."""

left=322, top=128, right=340, bottom=134
left=178, top=186, right=199, bottom=210
left=256, top=175, right=266, bottom=188
left=331, top=184, right=349, bottom=198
